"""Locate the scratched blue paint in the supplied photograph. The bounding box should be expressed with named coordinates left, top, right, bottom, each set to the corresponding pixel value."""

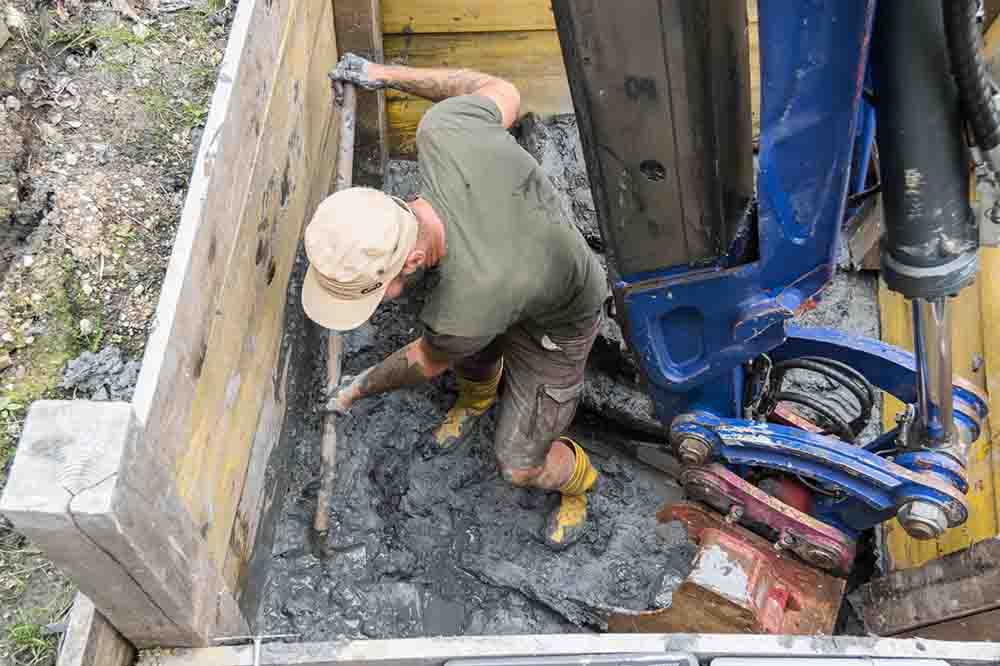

left=672, top=412, right=969, bottom=535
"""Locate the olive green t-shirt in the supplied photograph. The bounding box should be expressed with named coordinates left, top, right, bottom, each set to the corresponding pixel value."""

left=416, top=95, right=606, bottom=358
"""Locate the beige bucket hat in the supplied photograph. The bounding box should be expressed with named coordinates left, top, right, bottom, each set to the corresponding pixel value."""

left=302, top=187, right=418, bottom=331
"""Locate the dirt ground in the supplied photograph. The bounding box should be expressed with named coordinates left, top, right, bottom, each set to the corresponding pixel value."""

left=0, top=0, right=230, bottom=663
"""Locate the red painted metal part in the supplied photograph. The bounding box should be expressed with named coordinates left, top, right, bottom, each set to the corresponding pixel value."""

left=609, top=502, right=845, bottom=635
left=759, top=475, right=814, bottom=514
left=681, top=464, right=856, bottom=575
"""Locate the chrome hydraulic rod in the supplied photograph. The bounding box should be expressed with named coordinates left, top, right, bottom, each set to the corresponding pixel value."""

left=911, top=297, right=955, bottom=448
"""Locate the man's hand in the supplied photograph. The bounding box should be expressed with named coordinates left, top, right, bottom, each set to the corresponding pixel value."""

left=321, top=338, right=451, bottom=416
left=330, top=53, right=386, bottom=91
left=323, top=372, right=367, bottom=416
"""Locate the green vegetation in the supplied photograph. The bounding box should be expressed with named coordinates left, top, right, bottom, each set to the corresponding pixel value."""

left=6, top=611, right=54, bottom=666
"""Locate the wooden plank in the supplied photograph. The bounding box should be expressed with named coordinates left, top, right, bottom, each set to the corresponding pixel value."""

left=171, top=0, right=339, bottom=591
left=862, top=536, right=1000, bottom=637
left=878, top=276, right=997, bottom=572
left=335, top=0, right=388, bottom=181
left=384, top=30, right=571, bottom=156
left=133, top=0, right=294, bottom=468
left=131, top=0, right=310, bottom=590
left=0, top=402, right=247, bottom=648
left=221, top=0, right=341, bottom=594
left=57, top=594, right=134, bottom=666
left=980, top=248, right=1000, bottom=557
left=901, top=606, right=1000, bottom=641
left=382, top=0, right=555, bottom=34
left=145, top=634, right=1000, bottom=666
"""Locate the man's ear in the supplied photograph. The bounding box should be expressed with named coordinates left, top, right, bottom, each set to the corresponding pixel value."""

left=402, top=248, right=426, bottom=275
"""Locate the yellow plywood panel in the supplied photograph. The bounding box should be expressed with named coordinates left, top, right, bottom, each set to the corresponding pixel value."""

left=384, top=31, right=571, bottom=155
left=879, top=277, right=998, bottom=571
left=383, top=0, right=555, bottom=34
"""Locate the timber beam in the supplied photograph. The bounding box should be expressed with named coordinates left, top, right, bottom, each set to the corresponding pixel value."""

left=56, top=594, right=134, bottom=666
left=0, top=401, right=248, bottom=648
left=861, top=536, right=1000, bottom=638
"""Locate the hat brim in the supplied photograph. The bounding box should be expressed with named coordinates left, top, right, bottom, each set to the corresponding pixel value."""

left=302, top=265, right=387, bottom=331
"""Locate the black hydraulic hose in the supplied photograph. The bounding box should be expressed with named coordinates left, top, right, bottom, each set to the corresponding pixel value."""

left=944, top=0, right=1000, bottom=151
left=769, top=391, right=857, bottom=443
left=772, top=357, right=876, bottom=435
left=770, top=357, right=876, bottom=440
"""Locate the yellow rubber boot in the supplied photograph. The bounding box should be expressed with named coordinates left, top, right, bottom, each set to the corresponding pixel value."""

left=545, top=438, right=599, bottom=550
left=433, top=360, right=503, bottom=452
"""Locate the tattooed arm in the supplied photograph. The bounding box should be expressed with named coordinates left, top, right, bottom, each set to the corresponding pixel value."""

left=327, top=337, right=451, bottom=415
left=332, top=53, right=521, bottom=128
left=379, top=63, right=520, bottom=128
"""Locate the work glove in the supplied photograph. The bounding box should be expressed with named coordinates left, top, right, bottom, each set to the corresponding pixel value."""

left=323, top=373, right=363, bottom=416
left=329, top=53, right=386, bottom=91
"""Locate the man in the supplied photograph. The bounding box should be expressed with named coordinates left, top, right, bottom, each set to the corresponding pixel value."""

left=304, top=53, right=607, bottom=549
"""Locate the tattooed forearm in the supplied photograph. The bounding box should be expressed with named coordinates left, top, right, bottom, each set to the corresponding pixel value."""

left=355, top=342, right=433, bottom=399
left=378, top=65, right=497, bottom=102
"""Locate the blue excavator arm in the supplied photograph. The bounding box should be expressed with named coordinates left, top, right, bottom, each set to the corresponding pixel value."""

left=553, top=0, right=992, bottom=570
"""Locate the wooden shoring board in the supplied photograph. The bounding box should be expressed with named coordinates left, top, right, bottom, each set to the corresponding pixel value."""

left=144, top=634, right=1000, bottom=666
left=131, top=0, right=340, bottom=594
left=1, top=401, right=248, bottom=647
left=862, top=536, right=1000, bottom=639
left=384, top=30, right=571, bottom=157
left=382, top=0, right=556, bottom=34
left=56, top=594, right=134, bottom=666
left=221, top=0, right=341, bottom=592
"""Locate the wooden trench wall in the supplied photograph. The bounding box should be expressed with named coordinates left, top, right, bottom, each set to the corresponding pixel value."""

left=1, top=0, right=344, bottom=660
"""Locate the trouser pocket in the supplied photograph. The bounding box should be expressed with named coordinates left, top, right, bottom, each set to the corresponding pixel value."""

left=531, top=381, right=585, bottom=444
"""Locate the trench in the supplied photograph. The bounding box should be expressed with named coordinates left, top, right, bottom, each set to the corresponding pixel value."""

left=254, top=115, right=880, bottom=641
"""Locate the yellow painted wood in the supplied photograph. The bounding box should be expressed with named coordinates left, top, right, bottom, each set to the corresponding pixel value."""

left=384, top=30, right=571, bottom=155
left=173, top=0, right=340, bottom=589
left=382, top=0, right=555, bottom=34
left=879, top=278, right=998, bottom=571
left=979, top=248, right=1000, bottom=538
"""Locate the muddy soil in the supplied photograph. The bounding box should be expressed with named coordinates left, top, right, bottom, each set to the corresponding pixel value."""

left=257, top=284, right=692, bottom=639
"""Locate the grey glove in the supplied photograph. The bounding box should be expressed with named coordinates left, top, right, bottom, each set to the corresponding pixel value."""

left=323, top=373, right=363, bottom=416
left=329, top=53, right=385, bottom=91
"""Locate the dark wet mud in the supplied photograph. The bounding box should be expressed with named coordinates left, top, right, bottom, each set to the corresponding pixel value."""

left=257, top=283, right=691, bottom=639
